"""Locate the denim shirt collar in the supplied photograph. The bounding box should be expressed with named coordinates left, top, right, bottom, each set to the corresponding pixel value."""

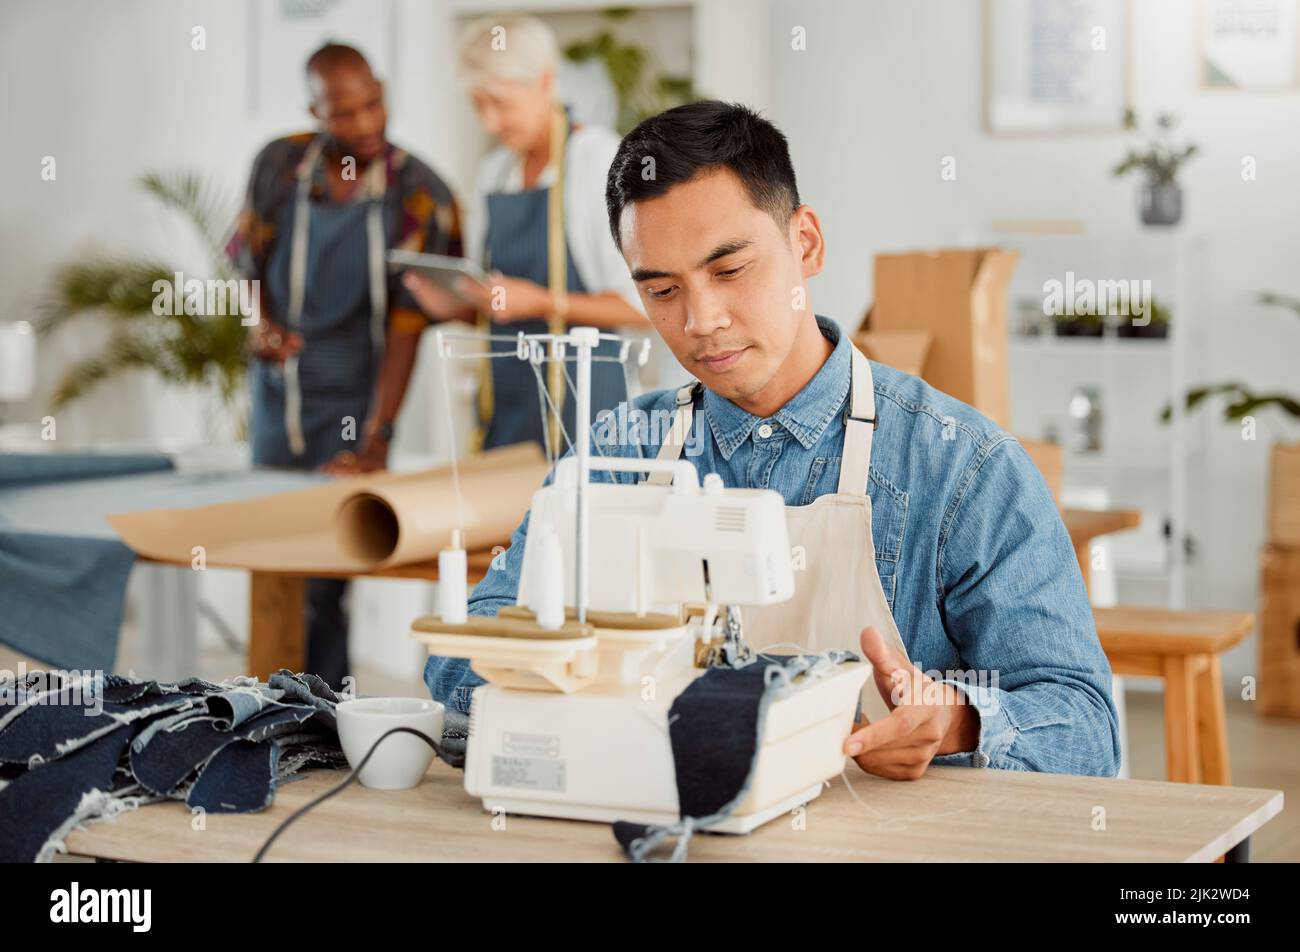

left=702, top=315, right=852, bottom=461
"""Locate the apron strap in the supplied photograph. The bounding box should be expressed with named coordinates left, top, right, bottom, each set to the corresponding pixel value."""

left=283, top=136, right=389, bottom=459
left=837, top=345, right=877, bottom=496
left=646, top=381, right=701, bottom=485
left=283, top=137, right=325, bottom=458
left=544, top=104, right=569, bottom=452
left=644, top=340, right=877, bottom=494
left=363, top=157, right=389, bottom=391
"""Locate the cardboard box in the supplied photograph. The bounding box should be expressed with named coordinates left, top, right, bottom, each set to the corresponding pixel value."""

left=1018, top=437, right=1063, bottom=508
left=864, top=248, right=1019, bottom=428
left=1268, top=443, right=1300, bottom=547
left=853, top=329, right=934, bottom=378
left=1259, top=543, right=1300, bottom=719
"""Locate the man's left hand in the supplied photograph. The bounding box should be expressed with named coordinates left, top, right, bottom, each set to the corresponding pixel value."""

left=843, top=626, right=980, bottom=780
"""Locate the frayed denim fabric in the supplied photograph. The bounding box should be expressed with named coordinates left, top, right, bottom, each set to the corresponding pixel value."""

left=613, top=650, right=857, bottom=863
left=0, top=668, right=348, bottom=862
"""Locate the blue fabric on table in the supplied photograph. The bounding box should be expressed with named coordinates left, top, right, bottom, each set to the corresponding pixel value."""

left=0, top=452, right=173, bottom=489
left=0, top=531, right=141, bottom=672
left=0, top=452, right=173, bottom=671
left=0, top=454, right=327, bottom=672
left=0, top=667, right=349, bottom=862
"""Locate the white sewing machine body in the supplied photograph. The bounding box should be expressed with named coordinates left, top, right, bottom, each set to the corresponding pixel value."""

left=411, top=455, right=871, bottom=833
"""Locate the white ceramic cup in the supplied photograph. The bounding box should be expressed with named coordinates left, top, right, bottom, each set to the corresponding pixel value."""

left=335, top=697, right=445, bottom=790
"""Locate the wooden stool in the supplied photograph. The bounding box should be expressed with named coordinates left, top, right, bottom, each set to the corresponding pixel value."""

left=1095, top=606, right=1254, bottom=785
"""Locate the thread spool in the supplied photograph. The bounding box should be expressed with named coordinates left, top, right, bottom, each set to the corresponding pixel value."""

left=532, top=528, right=565, bottom=631
left=438, top=529, right=467, bottom=624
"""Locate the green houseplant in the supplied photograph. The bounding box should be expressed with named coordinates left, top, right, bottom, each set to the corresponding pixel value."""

left=562, top=7, right=700, bottom=134
left=1161, top=292, right=1300, bottom=424
left=39, top=170, right=248, bottom=438
left=1115, top=296, right=1171, bottom=339
left=1051, top=309, right=1106, bottom=337
left=1112, top=109, right=1199, bottom=227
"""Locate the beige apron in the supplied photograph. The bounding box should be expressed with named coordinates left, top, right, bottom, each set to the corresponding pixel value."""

left=648, top=345, right=910, bottom=724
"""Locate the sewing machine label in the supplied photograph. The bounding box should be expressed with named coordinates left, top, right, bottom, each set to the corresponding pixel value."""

left=491, top=755, right=566, bottom=792
left=502, top=731, right=561, bottom=758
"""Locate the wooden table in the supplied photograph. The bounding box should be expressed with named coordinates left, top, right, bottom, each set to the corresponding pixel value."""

left=144, top=551, right=499, bottom=679
left=1063, top=507, right=1142, bottom=594
left=63, top=762, right=1281, bottom=863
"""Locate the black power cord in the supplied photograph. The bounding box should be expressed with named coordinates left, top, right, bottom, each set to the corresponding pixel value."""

left=252, top=726, right=463, bottom=862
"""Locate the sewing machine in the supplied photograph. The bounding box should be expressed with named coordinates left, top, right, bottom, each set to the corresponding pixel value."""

left=411, top=328, right=870, bottom=833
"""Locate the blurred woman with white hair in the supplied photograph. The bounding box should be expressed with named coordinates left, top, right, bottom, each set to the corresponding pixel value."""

left=403, top=14, right=646, bottom=453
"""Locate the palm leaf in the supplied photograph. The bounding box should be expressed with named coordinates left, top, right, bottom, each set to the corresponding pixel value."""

left=1258, top=290, right=1300, bottom=317
left=39, top=259, right=175, bottom=334
left=1222, top=393, right=1300, bottom=420
left=138, top=169, right=234, bottom=268
left=51, top=333, right=167, bottom=408
left=1161, top=383, right=1300, bottom=424
left=42, top=167, right=250, bottom=422
left=1158, top=382, right=1248, bottom=423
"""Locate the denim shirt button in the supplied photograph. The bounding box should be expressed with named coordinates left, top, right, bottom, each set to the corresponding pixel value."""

left=757, top=423, right=774, bottom=439
left=974, top=750, right=990, bottom=768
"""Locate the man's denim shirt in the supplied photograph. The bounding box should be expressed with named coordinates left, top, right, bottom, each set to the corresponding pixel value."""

left=425, top=315, right=1121, bottom=777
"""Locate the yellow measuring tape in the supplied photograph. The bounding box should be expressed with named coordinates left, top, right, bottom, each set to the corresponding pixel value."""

left=474, top=104, right=569, bottom=452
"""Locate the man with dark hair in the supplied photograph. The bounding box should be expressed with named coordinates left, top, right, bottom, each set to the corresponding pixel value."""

left=228, top=43, right=463, bottom=688
left=425, top=101, right=1120, bottom=780
left=606, top=100, right=802, bottom=253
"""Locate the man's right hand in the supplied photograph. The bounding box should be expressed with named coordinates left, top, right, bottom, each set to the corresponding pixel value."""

left=248, top=319, right=303, bottom=364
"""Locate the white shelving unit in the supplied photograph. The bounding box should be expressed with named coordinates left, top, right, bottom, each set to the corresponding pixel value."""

left=997, top=231, right=1207, bottom=610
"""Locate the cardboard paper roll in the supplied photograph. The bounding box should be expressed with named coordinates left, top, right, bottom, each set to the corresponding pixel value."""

left=109, top=443, right=547, bottom=573
left=332, top=448, right=543, bottom=566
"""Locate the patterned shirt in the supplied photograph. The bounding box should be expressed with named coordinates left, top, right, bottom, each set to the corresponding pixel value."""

left=226, top=132, right=463, bottom=335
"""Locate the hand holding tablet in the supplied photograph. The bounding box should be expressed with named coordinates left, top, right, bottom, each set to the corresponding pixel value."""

left=387, top=250, right=491, bottom=300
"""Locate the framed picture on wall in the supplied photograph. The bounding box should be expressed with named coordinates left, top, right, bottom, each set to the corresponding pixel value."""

left=983, top=0, right=1131, bottom=135
left=1201, top=0, right=1299, bottom=89
left=249, top=0, right=395, bottom=124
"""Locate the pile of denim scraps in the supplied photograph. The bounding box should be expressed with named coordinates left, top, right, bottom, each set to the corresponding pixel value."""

left=0, top=668, right=349, bottom=862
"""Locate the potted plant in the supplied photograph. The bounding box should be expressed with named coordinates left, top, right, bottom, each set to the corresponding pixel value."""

left=563, top=8, right=700, bottom=134
left=1115, top=296, right=1171, bottom=339
left=1052, top=310, right=1106, bottom=337
left=1112, top=109, right=1199, bottom=227
left=1162, top=292, right=1299, bottom=424
left=1162, top=291, right=1300, bottom=547
left=38, top=170, right=248, bottom=441
left=1163, top=291, right=1300, bottom=719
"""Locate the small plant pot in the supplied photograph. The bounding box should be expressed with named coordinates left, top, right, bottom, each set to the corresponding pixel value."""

left=1054, top=319, right=1106, bottom=337
left=1116, top=320, right=1169, bottom=339
left=1139, top=181, right=1183, bottom=226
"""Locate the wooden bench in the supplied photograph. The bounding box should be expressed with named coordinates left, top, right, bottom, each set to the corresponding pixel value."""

left=1094, top=606, right=1255, bottom=785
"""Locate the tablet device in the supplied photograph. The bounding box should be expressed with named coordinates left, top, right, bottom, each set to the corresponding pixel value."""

left=386, top=249, right=491, bottom=300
